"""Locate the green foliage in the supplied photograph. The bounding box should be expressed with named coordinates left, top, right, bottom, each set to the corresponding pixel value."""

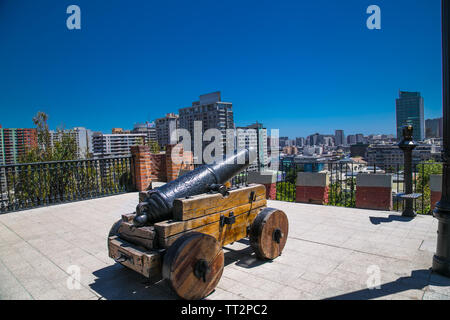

left=20, top=112, right=78, bottom=163
left=148, top=140, right=161, bottom=153
left=2, top=112, right=133, bottom=211
left=415, top=161, right=443, bottom=215
left=327, top=179, right=356, bottom=208
left=276, top=181, right=295, bottom=202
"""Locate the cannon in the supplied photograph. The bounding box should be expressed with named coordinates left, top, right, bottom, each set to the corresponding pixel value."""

left=134, top=148, right=255, bottom=226
left=107, top=148, right=289, bottom=300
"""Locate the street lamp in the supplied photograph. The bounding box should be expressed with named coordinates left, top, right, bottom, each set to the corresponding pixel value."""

left=432, top=0, right=450, bottom=278
left=398, top=125, right=418, bottom=217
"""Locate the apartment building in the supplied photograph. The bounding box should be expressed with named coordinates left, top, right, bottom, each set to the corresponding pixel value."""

left=366, top=143, right=441, bottom=169
left=0, top=125, right=37, bottom=165
left=50, top=127, right=93, bottom=159
left=132, top=122, right=157, bottom=143
left=155, top=113, right=178, bottom=148
left=236, top=122, right=268, bottom=171
left=178, top=92, right=234, bottom=155
left=92, top=132, right=147, bottom=158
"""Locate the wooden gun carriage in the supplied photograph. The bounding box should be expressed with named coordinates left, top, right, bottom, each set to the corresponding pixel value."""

left=107, top=149, right=288, bottom=300
left=108, top=183, right=288, bottom=300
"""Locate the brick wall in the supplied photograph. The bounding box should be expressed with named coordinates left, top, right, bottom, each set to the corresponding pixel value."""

left=295, top=172, right=329, bottom=205
left=149, top=153, right=167, bottom=182
left=247, top=171, right=277, bottom=200
left=296, top=186, right=329, bottom=205
left=165, top=144, right=194, bottom=182
left=130, top=145, right=152, bottom=192
left=131, top=145, right=194, bottom=190
left=355, top=186, right=392, bottom=210
left=355, top=174, right=392, bottom=211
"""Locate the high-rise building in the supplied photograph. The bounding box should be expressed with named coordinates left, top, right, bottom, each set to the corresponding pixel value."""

left=155, top=114, right=178, bottom=148
left=356, top=134, right=365, bottom=144
left=132, top=122, right=157, bottom=143
left=425, top=117, right=443, bottom=138
left=0, top=125, right=37, bottom=165
left=347, top=134, right=357, bottom=145
left=178, top=92, right=234, bottom=155
left=279, top=137, right=289, bottom=148
left=396, top=91, right=425, bottom=141
left=50, top=127, right=93, bottom=159
left=335, top=130, right=345, bottom=146
left=92, top=132, right=147, bottom=158
left=295, top=137, right=305, bottom=147
left=235, top=122, right=268, bottom=171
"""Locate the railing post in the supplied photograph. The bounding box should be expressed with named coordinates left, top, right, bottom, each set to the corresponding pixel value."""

left=433, top=0, right=450, bottom=277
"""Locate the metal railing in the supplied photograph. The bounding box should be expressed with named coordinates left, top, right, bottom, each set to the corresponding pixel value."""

left=275, top=161, right=443, bottom=215
left=0, top=156, right=134, bottom=213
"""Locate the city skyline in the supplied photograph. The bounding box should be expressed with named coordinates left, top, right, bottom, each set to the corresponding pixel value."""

left=0, top=0, right=443, bottom=138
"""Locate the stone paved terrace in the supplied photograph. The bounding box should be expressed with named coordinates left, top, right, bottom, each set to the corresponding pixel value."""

left=1, top=192, right=450, bottom=300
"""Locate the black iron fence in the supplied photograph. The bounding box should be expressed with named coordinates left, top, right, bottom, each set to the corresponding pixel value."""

left=275, top=161, right=443, bottom=215
left=0, top=156, right=134, bottom=213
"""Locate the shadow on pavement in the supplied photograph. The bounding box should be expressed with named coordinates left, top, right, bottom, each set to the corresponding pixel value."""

left=223, top=239, right=272, bottom=269
left=369, top=215, right=414, bottom=225
left=89, top=263, right=177, bottom=300
left=324, top=269, right=441, bottom=300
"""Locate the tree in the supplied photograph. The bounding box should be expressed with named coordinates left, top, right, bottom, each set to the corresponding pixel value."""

left=148, top=140, right=160, bottom=154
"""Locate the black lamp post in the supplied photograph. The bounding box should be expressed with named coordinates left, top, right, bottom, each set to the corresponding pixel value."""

left=433, top=0, right=450, bottom=278
left=398, top=125, right=417, bottom=217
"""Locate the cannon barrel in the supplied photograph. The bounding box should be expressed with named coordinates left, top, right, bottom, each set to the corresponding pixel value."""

left=134, top=148, right=255, bottom=226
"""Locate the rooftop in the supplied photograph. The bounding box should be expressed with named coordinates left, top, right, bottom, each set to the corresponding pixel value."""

left=0, top=193, right=449, bottom=300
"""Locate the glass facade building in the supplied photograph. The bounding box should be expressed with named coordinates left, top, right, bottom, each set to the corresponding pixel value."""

left=396, top=91, right=425, bottom=141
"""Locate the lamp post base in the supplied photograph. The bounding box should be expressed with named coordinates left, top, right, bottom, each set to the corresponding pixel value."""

left=433, top=255, right=450, bottom=278
left=402, top=209, right=416, bottom=218
left=402, top=202, right=416, bottom=218
left=432, top=201, right=450, bottom=278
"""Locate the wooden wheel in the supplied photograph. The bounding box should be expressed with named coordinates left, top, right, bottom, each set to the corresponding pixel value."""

left=250, top=208, right=289, bottom=260
left=162, top=232, right=224, bottom=300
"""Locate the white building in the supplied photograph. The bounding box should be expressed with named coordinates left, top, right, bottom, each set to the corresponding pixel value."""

left=235, top=123, right=268, bottom=171
left=92, top=132, right=147, bottom=158
left=50, top=127, right=93, bottom=159
left=155, top=113, right=178, bottom=148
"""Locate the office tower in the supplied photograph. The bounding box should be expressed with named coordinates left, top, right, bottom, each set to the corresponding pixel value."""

left=92, top=132, right=147, bottom=158
left=178, top=92, right=234, bottom=155
left=236, top=122, right=268, bottom=171
left=396, top=91, right=425, bottom=141
left=50, top=127, right=93, bottom=159
left=347, top=134, right=357, bottom=145
left=0, top=125, right=37, bottom=165
left=425, top=117, right=444, bottom=138
left=335, top=130, right=345, bottom=146
left=155, top=114, right=179, bottom=148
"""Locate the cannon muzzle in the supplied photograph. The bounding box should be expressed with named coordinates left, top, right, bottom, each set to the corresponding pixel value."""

left=134, top=148, right=255, bottom=226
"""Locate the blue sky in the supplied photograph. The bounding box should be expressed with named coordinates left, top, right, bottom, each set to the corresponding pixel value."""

left=0, top=0, right=443, bottom=138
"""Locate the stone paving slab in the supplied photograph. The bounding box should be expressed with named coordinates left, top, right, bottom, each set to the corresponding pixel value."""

left=0, top=193, right=449, bottom=300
